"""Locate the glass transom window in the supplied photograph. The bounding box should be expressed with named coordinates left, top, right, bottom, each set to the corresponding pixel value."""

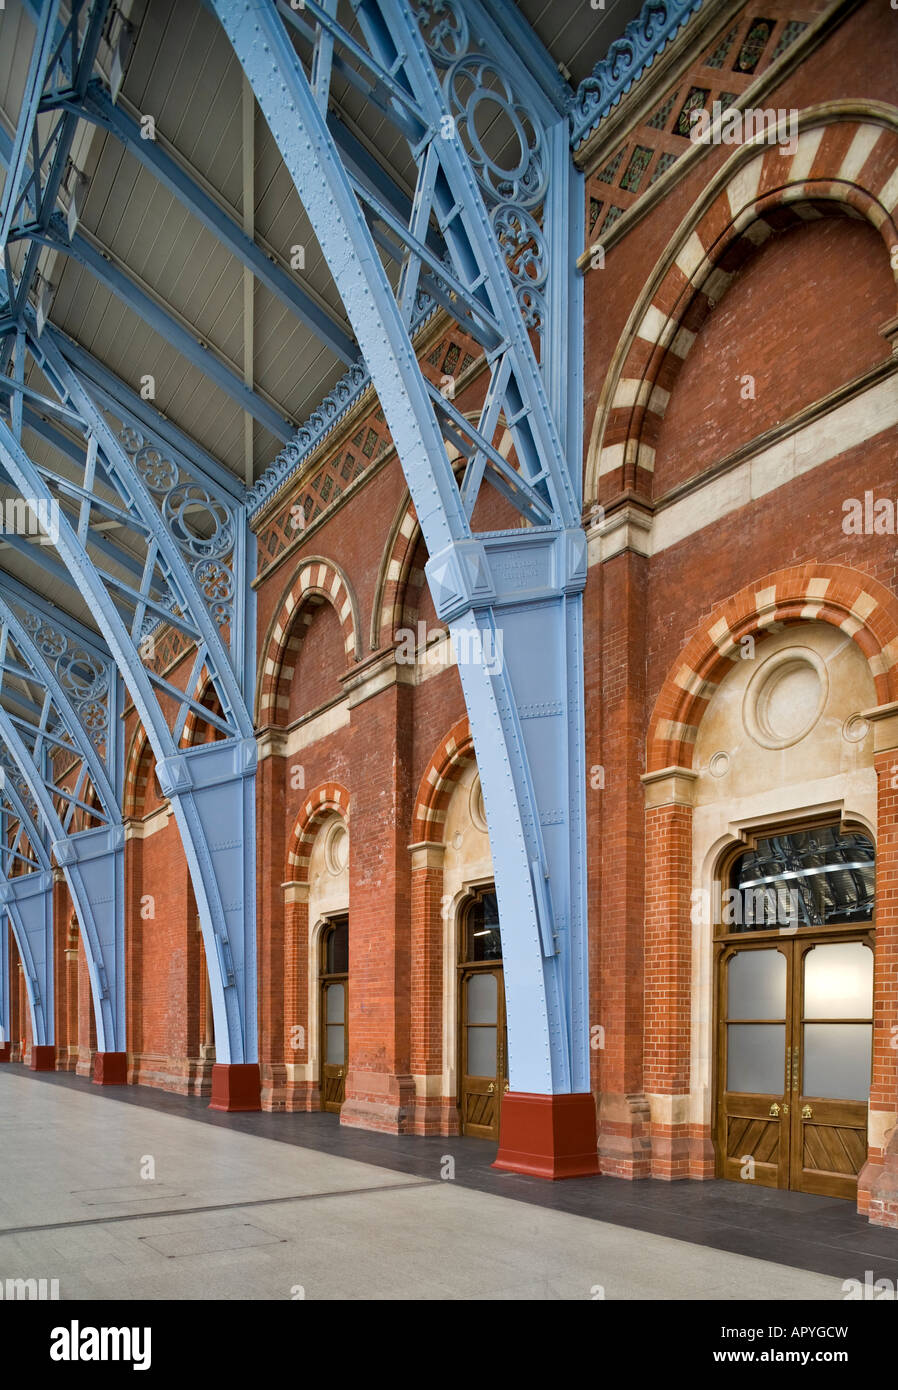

left=725, top=825, right=874, bottom=932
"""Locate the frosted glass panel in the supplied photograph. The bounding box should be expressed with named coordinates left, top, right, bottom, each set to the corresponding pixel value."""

left=804, top=1023, right=871, bottom=1100
left=467, top=1026, right=497, bottom=1076
left=326, top=1024, right=345, bottom=1064
left=326, top=983, right=344, bottom=1024
left=804, top=943, right=873, bottom=1019
left=727, top=950, right=786, bottom=1020
left=727, top=1023, right=785, bottom=1093
left=467, top=972, right=497, bottom=1024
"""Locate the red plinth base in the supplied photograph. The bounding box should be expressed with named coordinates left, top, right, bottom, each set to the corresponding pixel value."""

left=494, top=1092, right=600, bottom=1179
left=209, top=1063, right=262, bottom=1112
left=29, top=1045, right=55, bottom=1072
left=0, top=1043, right=10, bottom=1062
left=92, top=1052, right=128, bottom=1085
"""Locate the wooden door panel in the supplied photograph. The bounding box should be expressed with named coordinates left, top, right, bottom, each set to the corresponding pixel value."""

left=721, top=1096, right=787, bottom=1187
left=461, top=1078, right=498, bottom=1137
left=322, top=1065, right=345, bottom=1112
left=794, top=1100, right=867, bottom=1198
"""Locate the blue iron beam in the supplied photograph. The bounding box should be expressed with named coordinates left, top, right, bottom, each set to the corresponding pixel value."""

left=53, top=81, right=359, bottom=367
left=20, top=214, right=294, bottom=442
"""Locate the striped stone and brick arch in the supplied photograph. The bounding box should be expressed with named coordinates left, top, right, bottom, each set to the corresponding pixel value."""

left=596, top=113, right=898, bottom=503
left=373, top=423, right=518, bottom=654
left=180, top=675, right=226, bottom=747
left=374, top=497, right=424, bottom=651
left=285, top=782, right=350, bottom=883
left=412, top=718, right=475, bottom=844
left=123, top=726, right=153, bottom=819
left=647, top=565, right=898, bottom=773
left=257, top=558, right=361, bottom=725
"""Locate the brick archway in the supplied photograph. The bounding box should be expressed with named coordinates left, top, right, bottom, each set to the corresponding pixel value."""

left=371, top=495, right=421, bottom=652
left=411, top=717, right=475, bottom=845
left=642, top=562, right=898, bottom=1195
left=257, top=558, right=361, bottom=724
left=285, top=781, right=351, bottom=883
left=588, top=106, right=898, bottom=503
left=123, top=725, right=153, bottom=820
left=647, top=564, right=898, bottom=774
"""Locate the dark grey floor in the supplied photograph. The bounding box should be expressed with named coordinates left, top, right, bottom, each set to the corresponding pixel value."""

left=14, top=1063, right=898, bottom=1285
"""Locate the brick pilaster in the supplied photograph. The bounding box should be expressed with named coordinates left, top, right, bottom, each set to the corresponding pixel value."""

left=858, top=704, right=898, bottom=1226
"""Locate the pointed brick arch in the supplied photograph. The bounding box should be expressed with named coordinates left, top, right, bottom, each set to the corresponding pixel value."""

left=371, top=423, right=516, bottom=652
left=588, top=107, right=898, bottom=504
left=372, top=494, right=421, bottom=652
left=412, top=718, right=476, bottom=844
left=123, top=725, right=153, bottom=820
left=646, top=564, right=898, bottom=774
left=257, top=558, right=361, bottom=725
left=285, top=782, right=350, bottom=883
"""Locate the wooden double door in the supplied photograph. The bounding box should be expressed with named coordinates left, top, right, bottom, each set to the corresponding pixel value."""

left=716, top=933, right=874, bottom=1198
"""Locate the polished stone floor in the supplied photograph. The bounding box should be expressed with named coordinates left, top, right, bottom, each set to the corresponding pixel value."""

left=1, top=1066, right=895, bottom=1301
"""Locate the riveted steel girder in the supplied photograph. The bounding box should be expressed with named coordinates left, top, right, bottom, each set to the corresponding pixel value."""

left=0, top=870, right=54, bottom=1047
left=0, top=322, right=259, bottom=1064
left=0, top=905, right=8, bottom=1048
left=214, top=0, right=589, bottom=1094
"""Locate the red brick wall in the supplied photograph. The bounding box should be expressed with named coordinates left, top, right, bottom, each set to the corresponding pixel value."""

left=652, top=216, right=895, bottom=492
left=287, top=598, right=346, bottom=722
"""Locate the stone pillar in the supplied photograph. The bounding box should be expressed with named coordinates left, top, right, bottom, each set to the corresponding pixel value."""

left=858, top=702, right=898, bottom=1226
left=641, top=765, right=711, bottom=1179
left=409, top=841, right=451, bottom=1135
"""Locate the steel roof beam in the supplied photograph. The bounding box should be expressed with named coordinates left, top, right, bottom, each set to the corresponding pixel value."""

left=54, top=80, right=359, bottom=366
left=19, top=214, right=295, bottom=442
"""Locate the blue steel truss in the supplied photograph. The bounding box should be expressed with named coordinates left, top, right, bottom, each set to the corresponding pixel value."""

left=0, top=311, right=259, bottom=1067
left=0, top=0, right=602, bottom=1100
left=0, top=572, right=130, bottom=1051
left=212, top=0, right=589, bottom=1096
left=0, top=0, right=261, bottom=1066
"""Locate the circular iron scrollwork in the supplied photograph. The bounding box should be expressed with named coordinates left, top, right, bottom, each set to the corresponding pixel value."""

left=119, top=426, right=144, bottom=455
left=445, top=56, right=547, bottom=209
left=163, top=485, right=234, bottom=560
left=135, top=445, right=179, bottom=494
left=414, top=0, right=469, bottom=64
left=33, top=624, right=66, bottom=660
left=193, top=558, right=235, bottom=605
left=57, top=646, right=108, bottom=701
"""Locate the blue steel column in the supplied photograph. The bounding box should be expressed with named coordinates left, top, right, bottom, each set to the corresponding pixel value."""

left=213, top=0, right=594, bottom=1157
left=0, top=906, right=9, bottom=1058
left=0, top=335, right=259, bottom=1085
left=0, top=873, right=54, bottom=1060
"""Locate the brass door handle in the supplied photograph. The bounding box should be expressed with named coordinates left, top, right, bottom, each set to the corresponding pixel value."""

left=802, top=1104, right=813, bottom=1119
left=487, top=1082, right=495, bottom=1093
left=503, top=1082, right=509, bottom=1093
left=769, top=1102, right=780, bottom=1117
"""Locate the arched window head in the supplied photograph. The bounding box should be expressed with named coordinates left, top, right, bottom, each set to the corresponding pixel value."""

left=461, top=889, right=501, bottom=963
left=722, top=823, right=874, bottom=934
